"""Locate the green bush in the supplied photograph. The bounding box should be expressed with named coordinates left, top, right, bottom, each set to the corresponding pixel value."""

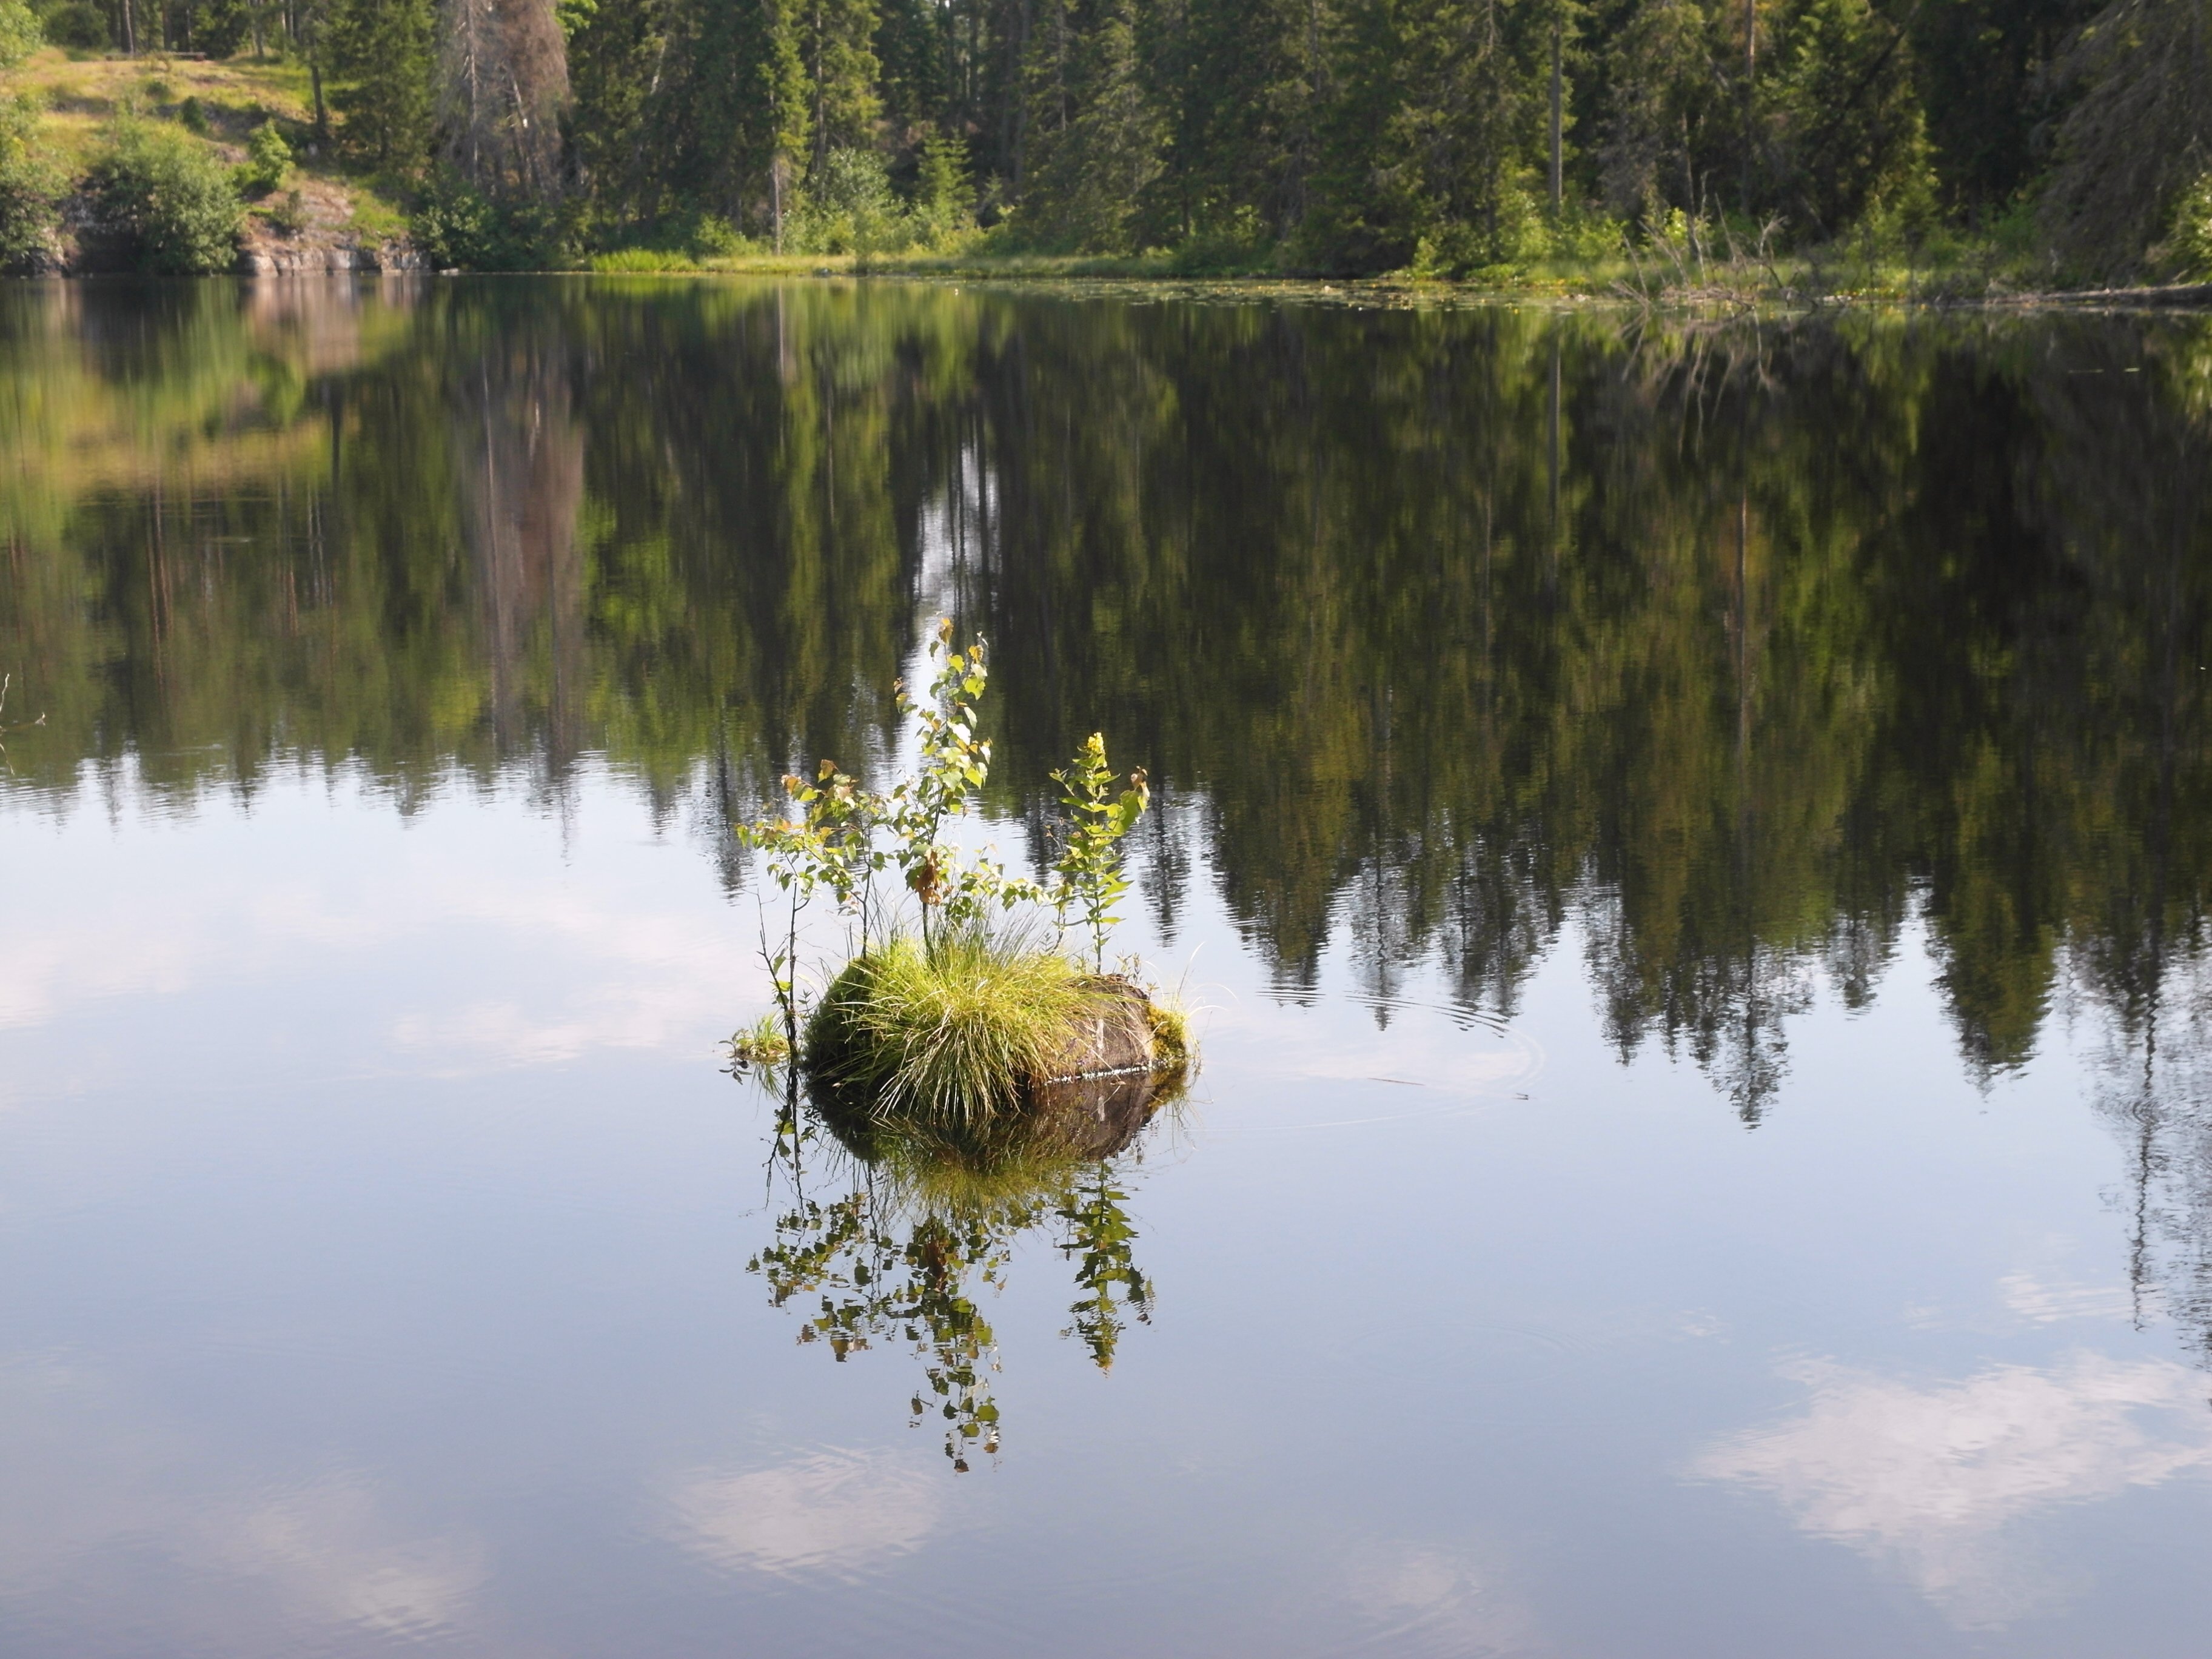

left=89, top=119, right=243, bottom=273
left=192, top=0, right=251, bottom=58
left=411, top=167, right=568, bottom=269
left=689, top=212, right=747, bottom=257
left=0, top=0, right=40, bottom=65
left=235, top=119, right=289, bottom=196
left=176, top=95, right=208, bottom=135
left=2168, top=175, right=2212, bottom=283
left=33, top=0, right=102, bottom=49
left=791, top=147, right=910, bottom=255
left=0, top=95, right=62, bottom=272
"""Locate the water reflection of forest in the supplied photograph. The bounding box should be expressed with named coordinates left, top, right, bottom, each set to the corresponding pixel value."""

left=5, top=277, right=2212, bottom=1336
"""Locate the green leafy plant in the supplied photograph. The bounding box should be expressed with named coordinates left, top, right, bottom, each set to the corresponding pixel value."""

left=0, top=0, right=39, bottom=66
left=177, top=95, right=209, bottom=135
left=0, top=94, right=61, bottom=273
left=749, top=1108, right=1162, bottom=1469
left=1050, top=732, right=1148, bottom=971
left=410, top=166, right=561, bottom=270
left=89, top=117, right=243, bottom=273
left=2168, top=173, right=2212, bottom=283
left=880, top=622, right=1045, bottom=954
left=262, top=186, right=306, bottom=235
left=36, top=0, right=105, bottom=50
left=790, top=146, right=908, bottom=255
left=235, top=118, right=290, bottom=197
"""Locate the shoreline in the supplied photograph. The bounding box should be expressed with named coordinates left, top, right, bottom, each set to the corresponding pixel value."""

left=7, top=261, right=2211, bottom=314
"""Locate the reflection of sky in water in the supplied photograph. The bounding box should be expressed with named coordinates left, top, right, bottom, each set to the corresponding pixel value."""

left=1695, top=1353, right=2212, bottom=1627
left=7, top=761, right=2212, bottom=1657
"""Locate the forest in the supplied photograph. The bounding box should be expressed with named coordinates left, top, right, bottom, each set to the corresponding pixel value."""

left=2, top=0, right=2211, bottom=279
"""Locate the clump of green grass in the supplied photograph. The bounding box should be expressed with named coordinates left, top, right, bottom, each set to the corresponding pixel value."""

left=805, top=925, right=1095, bottom=1131
left=589, top=246, right=697, bottom=273
left=1145, top=998, right=1190, bottom=1070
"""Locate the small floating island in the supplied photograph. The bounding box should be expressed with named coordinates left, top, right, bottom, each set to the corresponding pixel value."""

left=728, top=621, right=1193, bottom=1158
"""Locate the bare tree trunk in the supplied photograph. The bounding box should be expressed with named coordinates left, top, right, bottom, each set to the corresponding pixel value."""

left=440, top=0, right=570, bottom=199
left=1741, top=0, right=1757, bottom=211
left=1549, top=15, right=1563, bottom=212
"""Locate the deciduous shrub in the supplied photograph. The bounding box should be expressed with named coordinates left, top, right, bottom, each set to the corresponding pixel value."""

left=0, top=0, right=38, bottom=63
left=0, top=96, right=62, bottom=272
left=33, top=0, right=104, bottom=49
left=89, top=119, right=243, bottom=273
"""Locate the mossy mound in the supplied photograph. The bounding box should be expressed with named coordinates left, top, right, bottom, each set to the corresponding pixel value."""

left=802, top=931, right=1185, bottom=1156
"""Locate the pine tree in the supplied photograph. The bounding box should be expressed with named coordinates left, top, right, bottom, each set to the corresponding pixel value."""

left=1597, top=0, right=1717, bottom=226
left=326, top=0, right=437, bottom=175
left=1312, top=0, right=1548, bottom=271
left=799, top=0, right=883, bottom=180
left=1908, top=0, right=2093, bottom=213
left=1021, top=0, right=1167, bottom=250
left=1171, top=0, right=1331, bottom=242
left=654, top=0, right=806, bottom=238
left=567, top=0, right=665, bottom=217
left=1769, top=0, right=1932, bottom=236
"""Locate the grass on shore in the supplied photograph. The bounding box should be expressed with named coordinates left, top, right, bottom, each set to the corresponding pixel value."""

left=9, top=46, right=409, bottom=246
left=582, top=240, right=2205, bottom=310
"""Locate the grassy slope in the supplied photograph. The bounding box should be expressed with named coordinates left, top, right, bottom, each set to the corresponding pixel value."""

left=11, top=45, right=407, bottom=247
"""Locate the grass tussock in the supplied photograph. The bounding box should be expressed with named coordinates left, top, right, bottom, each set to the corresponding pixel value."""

left=804, top=927, right=1094, bottom=1130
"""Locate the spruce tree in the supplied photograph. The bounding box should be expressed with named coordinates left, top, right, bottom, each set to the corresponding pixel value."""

left=325, top=0, right=437, bottom=175
left=567, top=0, right=665, bottom=219
left=1022, top=0, right=1167, bottom=250
left=800, top=0, right=883, bottom=180
left=1769, top=0, right=1932, bottom=236
left=655, top=0, right=806, bottom=239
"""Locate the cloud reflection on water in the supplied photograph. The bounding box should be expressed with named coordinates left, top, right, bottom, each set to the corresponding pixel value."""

left=665, top=1448, right=945, bottom=1580
left=0, top=1352, right=485, bottom=1649
left=1694, top=1350, right=2212, bottom=1626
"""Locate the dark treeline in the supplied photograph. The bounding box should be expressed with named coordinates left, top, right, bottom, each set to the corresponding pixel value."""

left=31, top=0, right=2212, bottom=276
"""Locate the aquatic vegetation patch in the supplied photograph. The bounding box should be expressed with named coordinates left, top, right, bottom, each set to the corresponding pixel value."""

left=803, top=927, right=1096, bottom=1130
left=732, top=620, right=1189, bottom=1139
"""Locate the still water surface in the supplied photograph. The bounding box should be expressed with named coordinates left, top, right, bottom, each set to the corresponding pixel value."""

left=4, top=278, right=2212, bottom=1656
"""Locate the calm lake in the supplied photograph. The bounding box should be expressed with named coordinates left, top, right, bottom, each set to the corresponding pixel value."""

left=4, top=277, right=2212, bottom=1657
